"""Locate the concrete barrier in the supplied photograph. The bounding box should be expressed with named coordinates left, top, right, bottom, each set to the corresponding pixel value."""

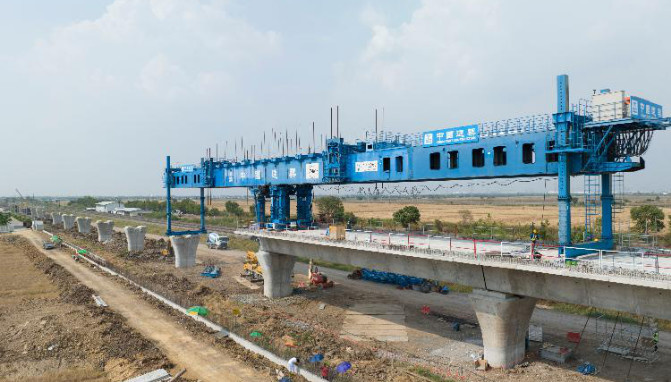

left=170, top=235, right=199, bottom=268
left=95, top=220, right=114, bottom=242
left=124, top=226, right=147, bottom=253
left=62, top=214, right=76, bottom=230
left=51, top=213, right=62, bottom=225
left=34, top=207, right=45, bottom=219
left=76, top=217, right=91, bottom=233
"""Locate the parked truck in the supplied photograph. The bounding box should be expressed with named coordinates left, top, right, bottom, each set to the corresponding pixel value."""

left=206, top=232, right=229, bottom=249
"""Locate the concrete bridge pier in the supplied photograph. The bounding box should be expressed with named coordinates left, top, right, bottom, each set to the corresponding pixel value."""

left=62, top=214, right=76, bottom=230
left=170, top=235, right=199, bottom=268
left=51, top=213, right=62, bottom=225
left=125, top=226, right=146, bottom=253
left=95, top=220, right=114, bottom=242
left=256, top=250, right=296, bottom=298
left=470, top=289, right=537, bottom=369
left=76, top=217, right=91, bottom=233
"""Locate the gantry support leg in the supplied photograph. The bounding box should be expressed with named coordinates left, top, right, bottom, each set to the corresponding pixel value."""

left=270, top=185, right=292, bottom=226
left=470, top=289, right=537, bottom=368
left=295, top=185, right=313, bottom=228
left=252, top=186, right=268, bottom=226
left=555, top=74, right=572, bottom=248
left=601, top=173, right=614, bottom=245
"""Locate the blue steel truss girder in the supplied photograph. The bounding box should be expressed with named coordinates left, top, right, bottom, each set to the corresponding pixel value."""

left=163, top=74, right=668, bottom=248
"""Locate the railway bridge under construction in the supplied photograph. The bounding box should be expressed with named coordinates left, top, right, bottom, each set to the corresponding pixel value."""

left=163, top=74, right=670, bottom=368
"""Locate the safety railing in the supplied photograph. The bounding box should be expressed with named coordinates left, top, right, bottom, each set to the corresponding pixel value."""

left=361, top=114, right=556, bottom=148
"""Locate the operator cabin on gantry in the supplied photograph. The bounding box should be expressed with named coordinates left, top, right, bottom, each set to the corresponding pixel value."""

left=164, top=74, right=668, bottom=256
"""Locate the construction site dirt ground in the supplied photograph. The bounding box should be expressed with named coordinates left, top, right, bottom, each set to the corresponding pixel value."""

left=0, top=235, right=184, bottom=382
left=41, top=222, right=671, bottom=382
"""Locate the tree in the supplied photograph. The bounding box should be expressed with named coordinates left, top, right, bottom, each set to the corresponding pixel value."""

left=393, top=206, right=421, bottom=228
left=0, top=212, right=10, bottom=226
left=343, top=211, right=358, bottom=226
left=458, top=209, right=474, bottom=224
left=434, top=219, right=444, bottom=233
left=225, top=201, right=244, bottom=217
left=630, top=205, right=665, bottom=233
left=315, top=196, right=345, bottom=222
left=69, top=196, right=100, bottom=208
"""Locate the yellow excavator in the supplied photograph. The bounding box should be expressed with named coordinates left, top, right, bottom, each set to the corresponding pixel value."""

left=242, top=251, right=263, bottom=281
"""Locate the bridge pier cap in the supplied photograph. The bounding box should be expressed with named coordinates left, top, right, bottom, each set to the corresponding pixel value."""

left=125, top=226, right=147, bottom=253
left=75, top=216, right=91, bottom=234
left=170, top=235, right=199, bottom=268
left=256, top=250, right=296, bottom=299
left=51, top=212, right=63, bottom=225
left=95, top=220, right=114, bottom=242
left=470, top=289, right=536, bottom=369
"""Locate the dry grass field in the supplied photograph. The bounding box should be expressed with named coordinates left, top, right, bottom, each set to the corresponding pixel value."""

left=210, top=194, right=671, bottom=231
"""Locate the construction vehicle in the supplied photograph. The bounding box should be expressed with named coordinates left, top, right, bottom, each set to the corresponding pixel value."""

left=242, top=251, right=263, bottom=281
left=308, top=262, right=334, bottom=288
left=310, top=271, right=334, bottom=288
left=206, top=232, right=229, bottom=249
left=200, top=265, right=221, bottom=278
left=160, top=241, right=174, bottom=256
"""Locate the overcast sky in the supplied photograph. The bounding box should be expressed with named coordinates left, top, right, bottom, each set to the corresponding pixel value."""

left=2, top=0, right=670, bottom=198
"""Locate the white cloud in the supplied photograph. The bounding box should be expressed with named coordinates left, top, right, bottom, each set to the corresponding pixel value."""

left=23, top=0, right=280, bottom=100
left=355, top=0, right=501, bottom=91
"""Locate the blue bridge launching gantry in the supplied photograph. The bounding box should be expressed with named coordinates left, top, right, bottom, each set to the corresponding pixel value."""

left=164, top=75, right=669, bottom=256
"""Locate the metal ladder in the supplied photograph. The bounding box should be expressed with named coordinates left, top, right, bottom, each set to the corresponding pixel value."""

left=583, top=174, right=601, bottom=241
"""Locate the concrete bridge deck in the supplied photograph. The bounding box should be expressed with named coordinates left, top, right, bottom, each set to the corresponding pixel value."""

left=237, top=228, right=671, bottom=368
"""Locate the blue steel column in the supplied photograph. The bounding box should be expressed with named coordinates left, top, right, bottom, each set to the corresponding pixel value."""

left=270, top=185, right=291, bottom=226
left=278, top=186, right=291, bottom=225
left=601, top=173, right=613, bottom=244
left=199, top=187, right=206, bottom=233
left=295, top=185, right=313, bottom=228
left=165, top=156, right=172, bottom=236
left=270, top=186, right=281, bottom=224
left=555, top=75, right=572, bottom=247
left=252, top=187, right=267, bottom=225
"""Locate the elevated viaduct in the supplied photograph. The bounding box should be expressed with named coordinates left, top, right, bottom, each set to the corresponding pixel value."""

left=240, top=229, right=671, bottom=368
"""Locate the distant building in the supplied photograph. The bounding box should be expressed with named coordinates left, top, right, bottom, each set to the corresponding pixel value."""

left=95, top=201, right=124, bottom=213
left=113, top=207, right=143, bottom=217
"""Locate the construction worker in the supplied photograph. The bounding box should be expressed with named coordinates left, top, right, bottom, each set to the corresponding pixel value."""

left=530, top=229, right=539, bottom=259
left=653, top=330, right=659, bottom=352
left=287, top=357, right=300, bottom=374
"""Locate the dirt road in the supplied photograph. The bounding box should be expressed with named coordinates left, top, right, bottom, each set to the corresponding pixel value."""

left=19, top=230, right=264, bottom=382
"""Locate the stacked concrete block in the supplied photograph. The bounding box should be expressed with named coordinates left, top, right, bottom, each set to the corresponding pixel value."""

left=95, top=220, right=114, bottom=242
left=256, top=250, right=296, bottom=299
left=470, top=289, right=537, bottom=368
left=51, top=213, right=63, bottom=225
left=62, top=214, right=76, bottom=230
left=124, top=226, right=147, bottom=253
left=76, top=217, right=92, bottom=233
left=170, top=235, right=199, bottom=268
